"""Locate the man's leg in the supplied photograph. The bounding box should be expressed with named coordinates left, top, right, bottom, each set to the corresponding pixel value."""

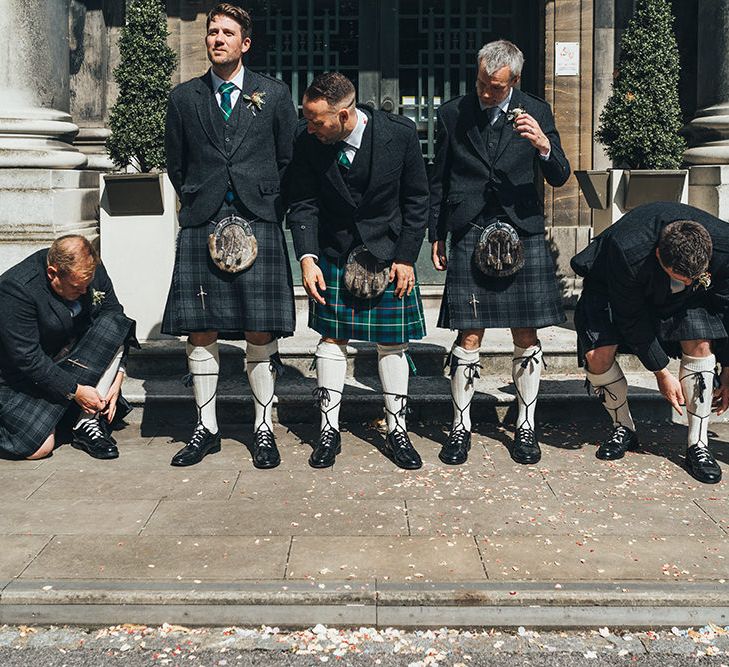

left=510, top=327, right=543, bottom=464
left=378, top=342, right=421, bottom=470
left=27, top=433, right=55, bottom=461
left=310, top=337, right=347, bottom=469
left=245, top=331, right=281, bottom=470
left=584, top=344, right=638, bottom=460
left=171, top=331, right=221, bottom=466
left=680, top=339, right=722, bottom=483
left=442, top=328, right=483, bottom=465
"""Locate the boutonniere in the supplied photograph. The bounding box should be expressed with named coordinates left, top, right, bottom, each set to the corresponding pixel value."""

left=242, top=90, right=266, bottom=116
left=506, top=106, right=526, bottom=129
left=91, top=289, right=106, bottom=306
left=697, top=272, right=712, bottom=289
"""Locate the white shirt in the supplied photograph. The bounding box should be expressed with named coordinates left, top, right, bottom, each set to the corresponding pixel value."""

left=210, top=66, right=245, bottom=109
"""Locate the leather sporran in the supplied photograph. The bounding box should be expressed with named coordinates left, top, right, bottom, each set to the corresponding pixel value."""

left=474, top=221, right=525, bottom=278
left=208, top=215, right=258, bottom=273
left=343, top=245, right=390, bottom=299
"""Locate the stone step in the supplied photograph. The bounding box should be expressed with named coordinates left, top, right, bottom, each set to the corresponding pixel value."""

left=0, top=187, right=99, bottom=225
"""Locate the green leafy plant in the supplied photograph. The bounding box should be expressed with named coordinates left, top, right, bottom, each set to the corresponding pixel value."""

left=595, top=0, right=685, bottom=169
left=107, top=0, right=177, bottom=173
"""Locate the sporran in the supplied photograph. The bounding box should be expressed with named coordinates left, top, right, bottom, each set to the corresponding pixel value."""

left=343, top=245, right=390, bottom=299
left=474, top=220, right=525, bottom=278
left=207, top=215, right=258, bottom=273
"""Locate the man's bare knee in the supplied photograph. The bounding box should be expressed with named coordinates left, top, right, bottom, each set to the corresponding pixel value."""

left=27, top=433, right=55, bottom=460
left=245, top=331, right=273, bottom=346
left=584, top=346, right=617, bottom=374
left=511, top=327, right=538, bottom=348
left=321, top=337, right=348, bottom=346
left=188, top=331, right=218, bottom=347
left=458, top=329, right=484, bottom=351
left=681, top=339, right=712, bottom=357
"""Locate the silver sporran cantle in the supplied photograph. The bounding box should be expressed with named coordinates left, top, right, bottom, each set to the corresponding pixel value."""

left=208, top=215, right=258, bottom=273
left=474, top=220, right=525, bottom=278
left=343, top=245, right=390, bottom=299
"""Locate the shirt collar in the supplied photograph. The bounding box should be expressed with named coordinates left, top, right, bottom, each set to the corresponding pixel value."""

left=342, top=108, right=368, bottom=150
left=479, top=88, right=513, bottom=113
left=210, top=66, right=245, bottom=92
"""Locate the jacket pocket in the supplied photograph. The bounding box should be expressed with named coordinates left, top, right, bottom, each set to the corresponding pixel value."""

left=259, top=180, right=280, bottom=195
left=180, top=183, right=200, bottom=195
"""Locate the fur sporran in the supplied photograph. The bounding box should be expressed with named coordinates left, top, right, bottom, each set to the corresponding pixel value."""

left=343, top=245, right=390, bottom=299
left=207, top=215, right=258, bottom=273
left=474, top=221, right=525, bottom=278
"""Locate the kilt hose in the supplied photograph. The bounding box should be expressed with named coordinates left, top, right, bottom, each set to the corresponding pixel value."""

left=438, top=221, right=566, bottom=331
left=576, top=283, right=729, bottom=365
left=162, top=205, right=296, bottom=340
left=0, top=312, right=136, bottom=459
left=309, top=253, right=426, bottom=343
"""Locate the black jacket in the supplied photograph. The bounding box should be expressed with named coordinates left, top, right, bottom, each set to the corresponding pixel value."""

left=287, top=108, right=429, bottom=264
left=571, top=202, right=729, bottom=371
left=428, top=88, right=570, bottom=241
left=165, top=68, right=298, bottom=227
left=0, top=250, right=128, bottom=399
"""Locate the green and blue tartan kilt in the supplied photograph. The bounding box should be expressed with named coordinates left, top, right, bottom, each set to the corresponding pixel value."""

left=309, top=253, right=426, bottom=343
left=0, top=312, right=135, bottom=459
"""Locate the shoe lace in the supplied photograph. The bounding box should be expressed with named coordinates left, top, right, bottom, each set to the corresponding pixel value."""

left=449, top=428, right=470, bottom=447
left=516, top=425, right=536, bottom=446
left=319, top=428, right=340, bottom=449
left=607, top=425, right=630, bottom=445
left=690, top=446, right=713, bottom=464
left=80, top=419, right=105, bottom=440
left=390, top=429, right=412, bottom=450
left=255, top=428, right=276, bottom=449
left=188, top=423, right=207, bottom=449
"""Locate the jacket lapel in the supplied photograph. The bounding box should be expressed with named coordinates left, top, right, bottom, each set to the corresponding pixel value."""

left=228, top=68, right=259, bottom=158
left=360, top=110, right=391, bottom=204
left=322, top=145, right=357, bottom=208
left=195, top=71, right=227, bottom=158
left=493, top=88, right=521, bottom=164
left=464, top=93, right=490, bottom=167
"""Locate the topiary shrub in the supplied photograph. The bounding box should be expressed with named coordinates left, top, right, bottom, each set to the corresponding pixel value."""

left=107, top=0, right=177, bottom=173
left=595, top=0, right=686, bottom=169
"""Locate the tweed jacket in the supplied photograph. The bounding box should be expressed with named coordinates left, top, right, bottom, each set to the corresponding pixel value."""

left=165, top=68, right=298, bottom=227
left=571, top=202, right=729, bottom=371
left=0, top=250, right=130, bottom=399
left=428, top=88, right=570, bottom=241
left=287, top=107, right=429, bottom=264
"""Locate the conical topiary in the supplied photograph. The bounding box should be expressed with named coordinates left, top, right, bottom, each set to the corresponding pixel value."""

left=107, top=0, right=177, bottom=173
left=595, top=0, right=685, bottom=169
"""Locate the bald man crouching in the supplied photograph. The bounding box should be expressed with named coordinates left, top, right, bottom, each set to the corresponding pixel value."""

left=0, top=235, right=137, bottom=460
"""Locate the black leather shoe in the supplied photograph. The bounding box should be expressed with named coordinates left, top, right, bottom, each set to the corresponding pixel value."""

left=252, top=428, right=280, bottom=469
left=511, top=426, right=541, bottom=464
left=72, top=419, right=119, bottom=460
left=439, top=428, right=471, bottom=465
left=385, top=430, right=422, bottom=470
left=309, top=428, right=341, bottom=468
left=685, top=445, right=722, bottom=484
left=596, top=425, right=638, bottom=461
left=171, top=423, right=221, bottom=467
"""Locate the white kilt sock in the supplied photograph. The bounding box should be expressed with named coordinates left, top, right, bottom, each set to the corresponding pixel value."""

left=75, top=346, right=124, bottom=428
left=378, top=343, right=410, bottom=433
left=512, top=343, right=543, bottom=430
left=585, top=361, right=635, bottom=432
left=315, top=340, right=347, bottom=432
left=246, top=340, right=279, bottom=434
left=450, top=345, right=481, bottom=432
left=680, top=354, right=715, bottom=449
left=186, top=342, right=220, bottom=433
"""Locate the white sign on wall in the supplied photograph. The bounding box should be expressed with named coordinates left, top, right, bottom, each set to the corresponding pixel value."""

left=555, top=42, right=580, bottom=76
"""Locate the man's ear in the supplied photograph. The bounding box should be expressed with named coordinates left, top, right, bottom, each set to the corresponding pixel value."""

left=511, top=74, right=521, bottom=88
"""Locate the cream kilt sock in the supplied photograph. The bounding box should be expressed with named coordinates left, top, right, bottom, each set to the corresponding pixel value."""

left=315, top=340, right=347, bottom=432
left=75, top=346, right=124, bottom=428
left=186, top=342, right=220, bottom=433
left=378, top=343, right=410, bottom=434
left=585, top=361, right=635, bottom=432
left=680, top=353, right=715, bottom=449
left=246, top=340, right=279, bottom=434
left=512, top=343, right=543, bottom=430
left=449, top=345, right=481, bottom=432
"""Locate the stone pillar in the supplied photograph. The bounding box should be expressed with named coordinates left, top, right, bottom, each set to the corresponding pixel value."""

left=684, top=0, right=729, bottom=165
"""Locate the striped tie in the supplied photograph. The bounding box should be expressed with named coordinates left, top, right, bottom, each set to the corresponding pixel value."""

left=218, top=82, right=236, bottom=121
left=337, top=144, right=352, bottom=170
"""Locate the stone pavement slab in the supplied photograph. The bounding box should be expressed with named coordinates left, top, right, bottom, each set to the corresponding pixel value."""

left=0, top=471, right=53, bottom=500
left=0, top=536, right=51, bottom=578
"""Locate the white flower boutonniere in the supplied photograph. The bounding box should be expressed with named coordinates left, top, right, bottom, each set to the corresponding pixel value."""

left=506, top=106, right=526, bottom=129
left=91, top=289, right=106, bottom=306
left=242, top=91, right=266, bottom=116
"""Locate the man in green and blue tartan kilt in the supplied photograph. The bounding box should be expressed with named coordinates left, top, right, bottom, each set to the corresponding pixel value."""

left=288, top=72, right=429, bottom=470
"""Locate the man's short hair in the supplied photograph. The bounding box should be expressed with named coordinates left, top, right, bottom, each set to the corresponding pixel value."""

left=304, top=72, right=356, bottom=108
left=658, top=220, right=712, bottom=279
left=477, top=39, right=524, bottom=78
left=47, top=235, right=99, bottom=276
left=206, top=3, right=252, bottom=39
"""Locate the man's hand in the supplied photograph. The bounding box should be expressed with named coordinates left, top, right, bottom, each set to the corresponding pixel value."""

left=655, top=368, right=685, bottom=415
left=713, top=366, right=729, bottom=415
left=514, top=112, right=550, bottom=156
left=100, top=371, right=125, bottom=423
left=74, top=384, right=106, bottom=413
left=390, top=261, right=415, bottom=298
left=301, top=257, right=326, bottom=305
left=431, top=240, right=447, bottom=271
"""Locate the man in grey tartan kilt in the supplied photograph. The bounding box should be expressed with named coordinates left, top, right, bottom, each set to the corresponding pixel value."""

left=162, top=3, right=297, bottom=469
left=288, top=72, right=429, bottom=470
left=430, top=40, right=570, bottom=466
left=0, top=236, right=136, bottom=461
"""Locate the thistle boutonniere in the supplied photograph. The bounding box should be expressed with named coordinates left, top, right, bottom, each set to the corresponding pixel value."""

left=242, top=90, right=266, bottom=116
left=91, top=289, right=106, bottom=306
left=697, top=272, right=712, bottom=289
left=506, top=106, right=526, bottom=129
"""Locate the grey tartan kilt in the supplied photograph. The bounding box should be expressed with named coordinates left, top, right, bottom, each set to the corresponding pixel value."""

left=161, top=211, right=295, bottom=340
left=0, top=312, right=135, bottom=459
left=438, top=222, right=566, bottom=330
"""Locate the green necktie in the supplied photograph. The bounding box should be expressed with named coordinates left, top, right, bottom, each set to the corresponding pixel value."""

left=337, top=144, right=352, bottom=170
left=218, top=82, right=236, bottom=121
